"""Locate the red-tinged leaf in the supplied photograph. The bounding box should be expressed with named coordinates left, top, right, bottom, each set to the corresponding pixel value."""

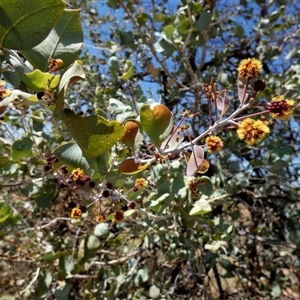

left=237, top=77, right=249, bottom=104
left=186, top=145, right=204, bottom=176
left=198, top=159, right=210, bottom=174
left=216, top=89, right=229, bottom=118
left=121, top=121, right=139, bottom=147
left=119, top=158, right=150, bottom=175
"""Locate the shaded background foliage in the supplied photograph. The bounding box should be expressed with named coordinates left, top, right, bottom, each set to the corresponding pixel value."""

left=1, top=0, right=300, bottom=299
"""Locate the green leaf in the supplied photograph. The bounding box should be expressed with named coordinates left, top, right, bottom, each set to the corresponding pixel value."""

left=189, top=198, right=212, bottom=216
left=33, top=181, right=57, bottom=208
left=149, top=285, right=160, bottom=299
left=35, top=270, right=52, bottom=298
left=53, top=142, right=91, bottom=174
left=0, top=202, right=19, bottom=230
left=153, top=38, right=174, bottom=57
left=22, top=9, right=83, bottom=71
left=62, top=109, right=125, bottom=158
left=0, top=0, right=66, bottom=50
left=119, top=60, right=134, bottom=80
left=177, top=16, right=190, bottom=35
left=272, top=159, right=289, bottom=171
left=140, top=104, right=174, bottom=148
left=2, top=70, right=21, bottom=87
left=55, top=60, right=85, bottom=114
left=108, top=56, right=119, bottom=72
left=94, top=223, right=109, bottom=237
left=195, top=176, right=213, bottom=196
left=87, top=235, right=101, bottom=249
left=11, top=136, right=33, bottom=161
left=22, top=70, right=60, bottom=92
left=195, top=12, right=212, bottom=31
left=164, top=25, right=175, bottom=39
left=53, top=284, right=71, bottom=300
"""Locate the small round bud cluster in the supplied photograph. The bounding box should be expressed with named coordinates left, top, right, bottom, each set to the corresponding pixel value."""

left=114, top=210, right=124, bottom=222
left=128, top=201, right=136, bottom=209
left=253, top=80, right=266, bottom=92
left=44, top=154, right=59, bottom=171
left=95, top=214, right=106, bottom=223
left=187, top=180, right=201, bottom=200
left=168, top=153, right=178, bottom=160
left=52, top=166, right=96, bottom=191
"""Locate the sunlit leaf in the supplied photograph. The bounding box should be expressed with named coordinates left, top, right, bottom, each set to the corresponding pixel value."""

left=11, top=136, right=33, bottom=161
left=140, top=104, right=174, bottom=149
left=189, top=198, right=212, bottom=216
left=0, top=0, right=66, bottom=50
left=61, top=109, right=125, bottom=158
left=119, top=60, right=134, bottom=80
left=22, top=70, right=60, bottom=92
left=22, top=9, right=83, bottom=71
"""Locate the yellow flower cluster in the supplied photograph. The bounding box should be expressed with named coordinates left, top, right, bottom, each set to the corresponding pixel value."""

left=205, top=135, right=223, bottom=153
left=237, top=118, right=270, bottom=145
left=71, top=168, right=85, bottom=180
left=135, top=178, right=147, bottom=188
left=71, top=207, right=82, bottom=219
left=268, top=96, right=295, bottom=120
left=237, top=58, right=262, bottom=79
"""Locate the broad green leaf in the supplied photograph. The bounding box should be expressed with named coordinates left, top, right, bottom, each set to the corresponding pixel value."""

left=195, top=12, right=212, bottom=31
left=22, top=70, right=60, bottom=92
left=53, top=141, right=91, bottom=173
left=140, top=104, right=174, bottom=148
left=119, top=60, right=134, bottom=80
left=33, top=181, right=57, bottom=208
left=272, top=159, right=289, bottom=171
left=11, top=136, right=33, bottom=161
left=189, top=198, right=212, bottom=216
left=124, top=209, right=137, bottom=218
left=22, top=9, right=83, bottom=71
left=53, top=284, right=71, bottom=300
left=108, top=56, right=119, bottom=72
left=195, top=176, right=213, bottom=196
left=94, top=223, right=109, bottom=237
left=164, top=25, right=175, bottom=39
left=177, top=16, right=190, bottom=35
left=62, top=109, right=125, bottom=158
left=54, top=142, right=109, bottom=181
left=58, top=61, right=85, bottom=94
left=0, top=0, right=66, bottom=50
left=2, top=70, right=20, bottom=87
left=119, top=158, right=150, bottom=175
left=149, top=285, right=160, bottom=299
left=0, top=202, right=19, bottom=230
left=55, top=60, right=85, bottom=114
left=153, top=38, right=174, bottom=57
left=35, top=270, right=52, bottom=298
left=87, top=235, right=101, bottom=249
